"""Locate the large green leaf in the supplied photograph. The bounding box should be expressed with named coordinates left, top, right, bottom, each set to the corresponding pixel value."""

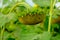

left=20, top=31, right=51, bottom=40
left=0, top=13, right=17, bottom=27
left=12, top=24, right=51, bottom=40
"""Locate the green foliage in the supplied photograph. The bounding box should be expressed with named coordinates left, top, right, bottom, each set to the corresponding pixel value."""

left=0, top=0, right=60, bottom=40
left=51, top=34, right=60, bottom=40
left=0, top=13, right=17, bottom=27
left=33, top=0, right=51, bottom=7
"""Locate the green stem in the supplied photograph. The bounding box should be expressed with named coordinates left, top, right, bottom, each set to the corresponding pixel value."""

left=1, top=27, right=5, bottom=40
left=9, top=2, right=30, bottom=13
left=48, top=0, right=56, bottom=32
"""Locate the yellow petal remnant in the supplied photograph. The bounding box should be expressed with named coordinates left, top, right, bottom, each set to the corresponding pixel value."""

left=34, top=4, right=38, bottom=8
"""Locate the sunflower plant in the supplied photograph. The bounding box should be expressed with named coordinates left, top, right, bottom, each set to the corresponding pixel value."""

left=0, top=0, right=60, bottom=40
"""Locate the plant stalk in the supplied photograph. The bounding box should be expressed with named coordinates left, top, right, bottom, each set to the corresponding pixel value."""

left=48, top=0, right=56, bottom=32
left=9, top=2, right=30, bottom=13
left=1, top=27, right=5, bottom=40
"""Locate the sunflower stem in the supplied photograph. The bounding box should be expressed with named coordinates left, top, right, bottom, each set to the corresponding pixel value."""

left=48, top=0, right=56, bottom=32
left=1, top=26, right=5, bottom=40
left=9, top=2, right=30, bottom=13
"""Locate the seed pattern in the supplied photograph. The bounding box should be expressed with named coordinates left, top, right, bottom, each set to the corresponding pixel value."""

left=19, top=13, right=45, bottom=25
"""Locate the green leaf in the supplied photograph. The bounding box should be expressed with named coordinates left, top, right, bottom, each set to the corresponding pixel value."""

left=51, top=34, right=60, bottom=40
left=0, top=13, right=9, bottom=26
left=0, top=13, right=17, bottom=27
left=3, top=0, right=9, bottom=4
left=2, top=32, right=10, bottom=40
left=20, top=31, right=51, bottom=40
left=32, top=31, right=51, bottom=40
left=39, top=31, right=51, bottom=40
left=33, top=0, right=50, bottom=7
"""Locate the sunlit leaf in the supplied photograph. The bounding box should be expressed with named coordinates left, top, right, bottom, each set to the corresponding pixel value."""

left=33, top=0, right=50, bottom=7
